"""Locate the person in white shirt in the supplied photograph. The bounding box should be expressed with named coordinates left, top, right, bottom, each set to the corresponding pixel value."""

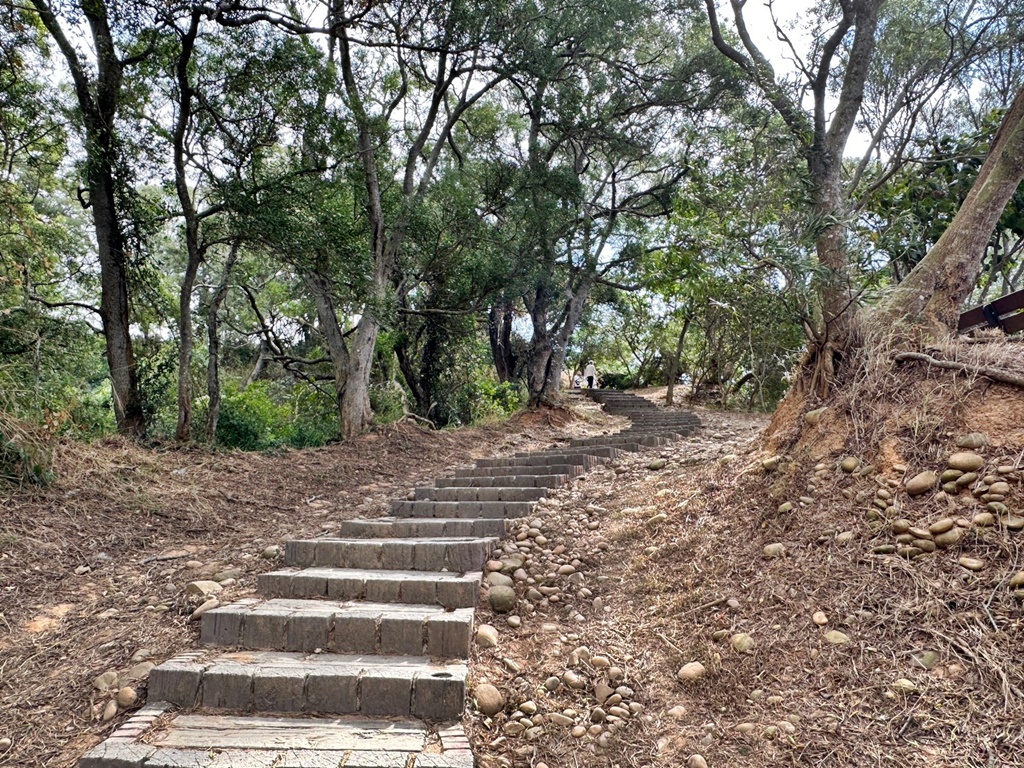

left=584, top=361, right=598, bottom=389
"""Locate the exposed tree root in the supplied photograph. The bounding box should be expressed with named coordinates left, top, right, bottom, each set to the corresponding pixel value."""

left=894, top=350, right=1024, bottom=389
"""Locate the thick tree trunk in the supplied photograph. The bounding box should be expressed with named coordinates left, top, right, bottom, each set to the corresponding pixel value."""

left=488, top=305, right=517, bottom=383
left=93, top=171, right=146, bottom=436
left=341, top=316, right=377, bottom=438
left=524, top=281, right=592, bottom=406
left=175, top=255, right=199, bottom=441
left=31, top=0, right=146, bottom=436
left=875, top=85, right=1024, bottom=335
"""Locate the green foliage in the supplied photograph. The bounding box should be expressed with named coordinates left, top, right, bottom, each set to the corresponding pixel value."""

left=215, top=380, right=337, bottom=451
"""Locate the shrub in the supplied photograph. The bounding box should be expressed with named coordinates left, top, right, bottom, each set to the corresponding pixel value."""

left=215, top=381, right=289, bottom=451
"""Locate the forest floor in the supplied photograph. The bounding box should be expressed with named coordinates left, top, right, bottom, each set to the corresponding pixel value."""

left=2, top=377, right=1023, bottom=768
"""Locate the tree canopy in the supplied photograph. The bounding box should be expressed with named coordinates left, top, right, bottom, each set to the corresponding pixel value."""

left=2, top=0, right=1023, bottom=464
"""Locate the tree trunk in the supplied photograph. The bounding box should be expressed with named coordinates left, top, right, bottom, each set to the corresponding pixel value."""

left=173, top=10, right=203, bottom=441
left=665, top=315, right=691, bottom=405
left=341, top=315, right=377, bottom=438
left=205, top=241, right=239, bottom=442
left=93, top=169, right=146, bottom=436
left=30, top=0, right=146, bottom=436
left=875, top=85, right=1024, bottom=334
left=488, top=305, right=517, bottom=383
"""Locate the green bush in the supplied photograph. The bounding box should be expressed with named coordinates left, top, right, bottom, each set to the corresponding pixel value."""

left=288, top=384, right=338, bottom=447
left=216, top=379, right=340, bottom=450
left=216, top=381, right=290, bottom=450
left=598, top=372, right=633, bottom=390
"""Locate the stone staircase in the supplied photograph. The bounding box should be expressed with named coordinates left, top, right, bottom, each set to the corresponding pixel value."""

left=78, top=389, right=699, bottom=768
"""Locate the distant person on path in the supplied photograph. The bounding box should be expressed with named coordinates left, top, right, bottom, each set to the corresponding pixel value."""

left=584, top=360, right=598, bottom=389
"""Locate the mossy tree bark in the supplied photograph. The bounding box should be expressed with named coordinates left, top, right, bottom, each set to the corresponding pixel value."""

left=873, top=86, right=1024, bottom=337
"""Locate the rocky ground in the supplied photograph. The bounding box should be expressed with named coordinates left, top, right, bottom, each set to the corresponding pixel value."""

left=466, top=381, right=1024, bottom=768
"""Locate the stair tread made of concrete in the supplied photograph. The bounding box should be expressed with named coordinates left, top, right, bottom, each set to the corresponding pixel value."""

left=433, top=474, right=568, bottom=488
left=339, top=517, right=507, bottom=538
left=80, top=703, right=472, bottom=767
left=258, top=567, right=481, bottom=608
left=452, top=464, right=582, bottom=477
left=200, top=598, right=474, bottom=657
left=149, top=650, right=467, bottom=720
left=412, top=486, right=547, bottom=500
left=389, top=500, right=535, bottom=519
left=285, top=536, right=496, bottom=571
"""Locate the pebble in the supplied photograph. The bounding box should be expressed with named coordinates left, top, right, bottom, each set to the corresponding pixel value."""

left=121, top=662, right=155, bottom=682
left=912, top=650, right=940, bottom=670
left=563, top=670, right=586, bottom=689
left=185, top=580, right=222, bottom=599
left=594, top=681, right=614, bottom=703
left=892, top=678, right=918, bottom=693
left=763, top=543, right=786, bottom=558
left=957, top=433, right=989, bottom=449
left=474, top=683, right=505, bottom=716
left=948, top=452, right=985, bottom=472
left=506, top=615, right=521, bottom=628
left=93, top=670, right=118, bottom=691
left=677, top=662, right=706, bottom=682
left=812, top=611, right=828, bottom=626
left=934, top=528, right=963, bottom=548
left=731, top=633, right=755, bottom=653
left=929, top=518, right=955, bottom=535
left=1009, top=572, right=1024, bottom=588
left=905, top=471, right=937, bottom=496
left=488, top=586, right=517, bottom=613
left=571, top=725, right=587, bottom=738
left=548, top=713, right=574, bottom=726
left=648, top=458, right=668, bottom=470
left=0, top=738, right=10, bottom=750
left=190, top=597, right=219, bottom=620
left=475, top=624, right=500, bottom=648
left=101, top=699, right=118, bottom=722
left=824, top=630, right=850, bottom=645
left=958, top=556, right=985, bottom=572
left=116, top=686, right=138, bottom=707
left=687, top=756, right=709, bottom=768
left=840, top=456, right=860, bottom=473
left=667, top=705, right=687, bottom=719
left=486, top=572, right=515, bottom=588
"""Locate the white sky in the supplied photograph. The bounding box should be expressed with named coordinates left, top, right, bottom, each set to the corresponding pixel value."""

left=718, top=0, right=875, bottom=157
